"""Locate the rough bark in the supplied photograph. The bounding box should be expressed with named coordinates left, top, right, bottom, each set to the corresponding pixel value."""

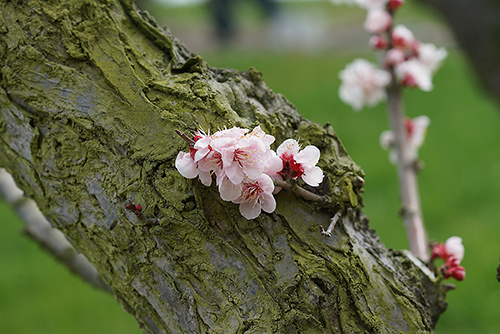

left=0, top=0, right=447, bottom=332
left=417, top=0, right=500, bottom=106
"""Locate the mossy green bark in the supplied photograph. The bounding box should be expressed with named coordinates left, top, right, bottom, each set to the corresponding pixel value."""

left=0, top=0, right=447, bottom=332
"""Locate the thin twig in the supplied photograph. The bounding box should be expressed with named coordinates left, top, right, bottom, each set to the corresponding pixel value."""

left=0, top=168, right=112, bottom=292
left=175, top=129, right=197, bottom=146
left=320, top=212, right=342, bottom=237
left=273, top=178, right=328, bottom=203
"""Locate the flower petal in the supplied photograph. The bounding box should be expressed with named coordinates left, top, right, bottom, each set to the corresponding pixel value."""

left=219, top=177, right=242, bottom=201
left=198, top=170, right=212, bottom=187
left=445, top=236, right=464, bottom=262
left=295, top=145, right=320, bottom=166
left=175, top=152, right=198, bottom=179
left=239, top=200, right=261, bottom=220
left=277, top=139, right=300, bottom=158
left=260, top=192, right=276, bottom=213
left=301, top=166, right=324, bottom=187
left=225, top=163, right=245, bottom=185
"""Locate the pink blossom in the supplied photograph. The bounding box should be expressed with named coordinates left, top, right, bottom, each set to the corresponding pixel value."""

left=339, top=58, right=392, bottom=111
left=175, top=151, right=198, bottom=179
left=221, top=126, right=275, bottom=185
left=395, top=59, right=433, bottom=91
left=363, top=9, right=392, bottom=34
left=218, top=176, right=243, bottom=201
left=175, top=137, right=213, bottom=186
left=392, top=25, right=415, bottom=48
left=232, top=174, right=276, bottom=219
left=276, top=139, right=324, bottom=187
left=380, top=115, right=430, bottom=164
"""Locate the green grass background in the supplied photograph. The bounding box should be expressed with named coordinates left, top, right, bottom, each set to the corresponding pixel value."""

left=2, top=1, right=500, bottom=333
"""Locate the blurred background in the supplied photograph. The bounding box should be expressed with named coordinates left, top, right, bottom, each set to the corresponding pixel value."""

left=1, top=0, right=500, bottom=333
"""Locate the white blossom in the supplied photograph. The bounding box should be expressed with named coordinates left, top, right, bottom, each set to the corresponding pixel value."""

left=338, top=58, right=391, bottom=111
left=363, top=9, right=392, bottom=34
left=276, top=139, right=324, bottom=187
left=445, top=236, right=465, bottom=262
left=380, top=115, right=430, bottom=164
left=416, top=42, right=448, bottom=73
left=395, top=59, right=433, bottom=91
left=392, top=24, right=415, bottom=48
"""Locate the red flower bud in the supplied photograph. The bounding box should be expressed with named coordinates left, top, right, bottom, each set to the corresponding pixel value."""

left=447, top=265, right=466, bottom=281
left=388, top=0, right=404, bottom=11
left=369, top=35, right=388, bottom=49
left=431, top=244, right=446, bottom=260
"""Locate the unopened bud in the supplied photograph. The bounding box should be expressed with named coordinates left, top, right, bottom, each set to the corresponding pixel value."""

left=356, top=176, right=365, bottom=188
left=387, top=0, right=404, bottom=11
left=431, top=243, right=446, bottom=260
left=369, top=35, right=388, bottom=49
left=447, top=266, right=466, bottom=281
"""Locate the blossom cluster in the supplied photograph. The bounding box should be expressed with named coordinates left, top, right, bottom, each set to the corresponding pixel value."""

left=175, top=126, right=323, bottom=220
left=431, top=236, right=466, bottom=281
left=380, top=115, right=430, bottom=164
left=336, top=0, right=447, bottom=110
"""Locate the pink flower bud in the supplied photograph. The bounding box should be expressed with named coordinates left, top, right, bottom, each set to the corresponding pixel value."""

left=448, top=266, right=466, bottom=281
left=445, top=256, right=461, bottom=269
left=431, top=244, right=446, bottom=260
left=369, top=35, right=388, bottom=49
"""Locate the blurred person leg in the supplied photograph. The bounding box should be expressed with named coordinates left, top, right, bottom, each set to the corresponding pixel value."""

left=211, top=0, right=235, bottom=45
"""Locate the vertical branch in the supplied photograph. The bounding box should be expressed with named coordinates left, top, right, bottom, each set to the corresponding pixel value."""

left=386, top=84, right=429, bottom=262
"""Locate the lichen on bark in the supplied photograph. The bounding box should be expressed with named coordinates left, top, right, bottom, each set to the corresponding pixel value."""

left=0, top=0, right=447, bottom=332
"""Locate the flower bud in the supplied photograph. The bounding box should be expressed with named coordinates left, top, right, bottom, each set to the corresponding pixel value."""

left=387, top=0, right=404, bottom=11
left=369, top=35, right=388, bottom=49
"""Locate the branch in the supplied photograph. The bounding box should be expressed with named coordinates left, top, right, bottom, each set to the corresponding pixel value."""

left=386, top=85, right=430, bottom=262
left=0, top=169, right=111, bottom=292
left=273, top=178, right=329, bottom=203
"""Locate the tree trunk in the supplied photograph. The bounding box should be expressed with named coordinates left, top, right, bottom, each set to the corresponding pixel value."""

left=0, top=0, right=447, bottom=332
left=417, top=0, right=500, bottom=106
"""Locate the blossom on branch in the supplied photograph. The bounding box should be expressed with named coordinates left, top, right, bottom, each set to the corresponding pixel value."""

left=232, top=174, right=277, bottom=220
left=380, top=115, right=430, bottom=164
left=391, top=24, right=415, bottom=48
left=276, top=139, right=324, bottom=187
left=395, top=59, right=434, bottom=91
left=363, top=9, right=392, bottom=34
left=415, top=42, right=448, bottom=73
left=175, top=127, right=324, bottom=220
left=338, top=58, right=392, bottom=111
left=432, top=236, right=466, bottom=281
